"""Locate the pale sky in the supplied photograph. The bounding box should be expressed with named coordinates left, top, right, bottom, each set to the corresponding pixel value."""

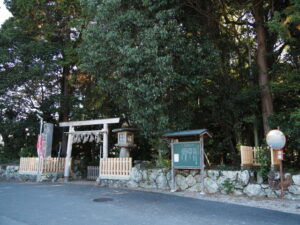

left=0, top=0, right=12, bottom=26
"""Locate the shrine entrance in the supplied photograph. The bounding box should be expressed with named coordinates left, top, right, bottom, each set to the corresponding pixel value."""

left=59, top=118, right=120, bottom=182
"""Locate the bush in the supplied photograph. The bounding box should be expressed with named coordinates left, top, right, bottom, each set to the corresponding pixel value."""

left=222, top=178, right=234, bottom=194
left=255, top=146, right=271, bottom=180
left=149, top=138, right=170, bottom=168
left=19, top=146, right=36, bottom=157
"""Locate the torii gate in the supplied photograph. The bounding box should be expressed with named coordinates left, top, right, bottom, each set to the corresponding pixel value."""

left=59, top=118, right=120, bottom=182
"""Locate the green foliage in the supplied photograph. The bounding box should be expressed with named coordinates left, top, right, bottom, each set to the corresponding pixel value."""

left=0, top=0, right=299, bottom=167
left=222, top=178, right=234, bottom=194
left=79, top=0, right=218, bottom=135
left=269, top=0, right=300, bottom=44
left=0, top=114, right=39, bottom=162
left=149, top=138, right=170, bottom=168
left=266, top=0, right=300, bottom=169
left=19, top=146, right=36, bottom=157
left=255, top=147, right=271, bottom=180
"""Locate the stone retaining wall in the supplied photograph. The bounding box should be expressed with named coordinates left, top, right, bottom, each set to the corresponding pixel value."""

left=99, top=167, right=300, bottom=200
left=1, top=164, right=300, bottom=200
left=0, top=165, right=62, bottom=182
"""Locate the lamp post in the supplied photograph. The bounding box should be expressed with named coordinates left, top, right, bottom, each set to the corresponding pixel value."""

left=266, top=129, right=286, bottom=198
left=112, top=123, right=136, bottom=158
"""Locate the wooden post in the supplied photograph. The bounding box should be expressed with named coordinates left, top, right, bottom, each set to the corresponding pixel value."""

left=103, top=124, right=108, bottom=158
left=64, top=126, right=74, bottom=182
left=277, top=149, right=284, bottom=198
left=98, top=145, right=102, bottom=183
left=271, top=148, right=280, bottom=169
left=200, top=135, right=205, bottom=194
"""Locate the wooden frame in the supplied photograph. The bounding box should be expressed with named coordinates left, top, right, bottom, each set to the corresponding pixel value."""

left=168, top=132, right=209, bottom=194
left=59, top=118, right=120, bottom=127
left=59, top=117, right=120, bottom=182
left=172, top=141, right=201, bottom=169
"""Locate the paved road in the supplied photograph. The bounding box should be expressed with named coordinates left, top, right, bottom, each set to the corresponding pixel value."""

left=0, top=182, right=299, bottom=225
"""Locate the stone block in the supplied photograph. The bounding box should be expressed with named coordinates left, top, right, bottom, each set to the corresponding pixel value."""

left=237, top=170, right=249, bottom=186
left=176, top=174, right=188, bottom=190
left=243, top=184, right=266, bottom=197
left=139, top=181, right=157, bottom=189
left=288, top=185, right=300, bottom=195
left=204, top=177, right=219, bottom=194
left=166, top=171, right=171, bottom=181
left=292, top=175, right=300, bottom=186
left=194, top=175, right=201, bottom=183
left=156, top=173, right=169, bottom=190
left=233, top=190, right=244, bottom=196
left=217, top=176, right=227, bottom=188
left=149, top=169, right=161, bottom=183
left=264, top=188, right=277, bottom=198
left=190, top=170, right=199, bottom=176
left=130, top=167, right=143, bottom=183
left=127, top=180, right=139, bottom=188
left=284, top=193, right=300, bottom=200
left=256, top=174, right=264, bottom=184
left=221, top=171, right=238, bottom=182
left=186, top=175, right=196, bottom=187
left=186, top=183, right=202, bottom=192
left=207, top=170, right=219, bottom=180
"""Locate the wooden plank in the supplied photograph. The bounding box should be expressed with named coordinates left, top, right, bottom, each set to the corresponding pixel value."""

left=125, top=158, right=127, bottom=175
left=19, top=157, right=67, bottom=173
left=129, top=158, right=132, bottom=175
left=98, top=158, right=132, bottom=177
left=65, top=130, right=103, bottom=135
left=112, top=158, right=115, bottom=175
left=120, top=158, right=123, bottom=176
left=99, top=175, right=130, bottom=180
left=240, top=146, right=254, bottom=166
left=87, top=166, right=99, bottom=180
left=116, top=158, right=120, bottom=175
left=271, top=149, right=280, bottom=166
left=59, top=118, right=120, bottom=127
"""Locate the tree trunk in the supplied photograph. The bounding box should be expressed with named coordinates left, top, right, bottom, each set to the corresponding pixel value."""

left=60, top=65, right=71, bottom=156
left=252, top=0, right=274, bottom=134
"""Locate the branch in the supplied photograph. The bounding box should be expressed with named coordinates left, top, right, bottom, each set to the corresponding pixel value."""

left=219, top=0, right=254, bottom=27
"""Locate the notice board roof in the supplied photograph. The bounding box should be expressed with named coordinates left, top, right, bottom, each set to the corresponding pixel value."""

left=163, top=129, right=211, bottom=138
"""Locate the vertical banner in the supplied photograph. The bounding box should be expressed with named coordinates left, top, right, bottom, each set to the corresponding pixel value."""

left=36, top=134, right=44, bottom=158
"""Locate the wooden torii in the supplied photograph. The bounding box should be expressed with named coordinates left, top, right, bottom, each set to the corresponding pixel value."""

left=59, top=118, right=120, bottom=182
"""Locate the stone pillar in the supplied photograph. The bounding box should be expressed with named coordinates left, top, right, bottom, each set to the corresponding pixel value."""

left=43, top=123, right=54, bottom=158
left=64, top=126, right=74, bottom=182
left=103, top=124, right=108, bottom=158
left=120, top=147, right=130, bottom=158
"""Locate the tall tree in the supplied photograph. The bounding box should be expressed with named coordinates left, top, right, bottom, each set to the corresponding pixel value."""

left=1, top=0, right=87, bottom=154
left=79, top=0, right=218, bottom=135
left=252, top=0, right=274, bottom=134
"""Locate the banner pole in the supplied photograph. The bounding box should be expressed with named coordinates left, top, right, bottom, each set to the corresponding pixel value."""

left=36, top=117, right=43, bottom=182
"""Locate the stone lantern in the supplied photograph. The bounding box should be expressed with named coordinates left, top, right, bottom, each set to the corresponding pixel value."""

left=112, top=123, right=137, bottom=158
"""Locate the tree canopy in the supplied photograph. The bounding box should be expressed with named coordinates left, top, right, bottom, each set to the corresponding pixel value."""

left=0, top=0, right=299, bottom=168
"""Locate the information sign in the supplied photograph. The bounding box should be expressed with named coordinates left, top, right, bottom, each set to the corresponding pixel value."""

left=172, top=142, right=201, bottom=168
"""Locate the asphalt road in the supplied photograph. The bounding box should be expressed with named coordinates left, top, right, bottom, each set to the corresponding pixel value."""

left=0, top=182, right=299, bottom=225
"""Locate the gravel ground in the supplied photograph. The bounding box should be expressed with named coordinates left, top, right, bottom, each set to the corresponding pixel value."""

left=169, top=191, right=300, bottom=215
left=69, top=180, right=300, bottom=215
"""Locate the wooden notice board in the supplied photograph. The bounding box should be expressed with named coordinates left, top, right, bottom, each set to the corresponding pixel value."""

left=172, top=142, right=201, bottom=169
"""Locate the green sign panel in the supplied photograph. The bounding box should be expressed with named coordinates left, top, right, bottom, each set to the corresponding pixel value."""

left=172, top=142, right=201, bottom=168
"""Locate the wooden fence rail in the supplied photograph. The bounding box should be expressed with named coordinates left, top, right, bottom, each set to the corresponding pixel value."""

left=240, top=146, right=280, bottom=167
left=100, top=158, right=132, bottom=179
left=19, top=157, right=66, bottom=174
left=87, top=166, right=99, bottom=180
